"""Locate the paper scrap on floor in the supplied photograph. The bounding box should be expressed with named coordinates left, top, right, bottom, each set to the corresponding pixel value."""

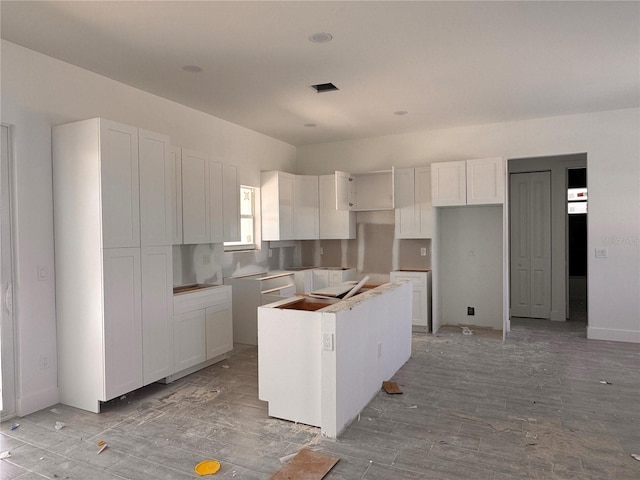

left=270, top=448, right=339, bottom=480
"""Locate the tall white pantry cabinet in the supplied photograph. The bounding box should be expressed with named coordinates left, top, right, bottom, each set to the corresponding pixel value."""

left=53, top=118, right=174, bottom=413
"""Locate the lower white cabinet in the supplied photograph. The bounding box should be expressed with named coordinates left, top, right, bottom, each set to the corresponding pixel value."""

left=311, top=267, right=356, bottom=291
left=172, top=285, right=233, bottom=378
left=141, top=246, right=174, bottom=384
left=390, top=270, right=432, bottom=332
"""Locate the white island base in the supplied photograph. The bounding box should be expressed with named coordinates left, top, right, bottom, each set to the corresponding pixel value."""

left=258, top=281, right=412, bottom=438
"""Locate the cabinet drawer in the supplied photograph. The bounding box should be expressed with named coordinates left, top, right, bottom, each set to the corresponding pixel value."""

left=174, top=286, right=231, bottom=315
left=390, top=271, right=427, bottom=287
left=259, top=273, right=295, bottom=291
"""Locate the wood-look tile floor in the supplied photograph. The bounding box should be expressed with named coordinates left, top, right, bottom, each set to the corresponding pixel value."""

left=2, top=319, right=639, bottom=479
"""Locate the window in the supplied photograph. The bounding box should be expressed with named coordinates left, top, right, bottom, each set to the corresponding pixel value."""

left=224, top=185, right=256, bottom=250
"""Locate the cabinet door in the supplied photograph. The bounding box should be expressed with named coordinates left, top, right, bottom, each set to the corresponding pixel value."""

left=181, top=149, right=210, bottom=244
left=394, top=167, right=416, bottom=238
left=173, top=310, right=206, bottom=372
left=205, top=302, right=233, bottom=360
left=312, top=269, right=329, bottom=290
left=168, top=145, right=183, bottom=245
left=415, top=166, right=433, bottom=238
left=141, top=246, right=173, bottom=385
left=466, top=157, right=504, bottom=205
left=139, top=130, right=173, bottom=246
left=103, top=248, right=143, bottom=400
left=222, top=164, right=240, bottom=242
left=390, top=271, right=428, bottom=329
left=100, top=120, right=140, bottom=248
left=278, top=172, right=295, bottom=240
left=209, top=160, right=224, bottom=243
left=335, top=171, right=353, bottom=211
left=431, top=161, right=466, bottom=206
left=294, top=175, right=319, bottom=239
left=319, top=174, right=355, bottom=239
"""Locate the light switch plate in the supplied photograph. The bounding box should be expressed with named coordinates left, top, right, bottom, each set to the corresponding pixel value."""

left=595, top=248, right=608, bottom=258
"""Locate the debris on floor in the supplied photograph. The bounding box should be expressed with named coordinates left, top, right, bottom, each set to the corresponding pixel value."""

left=0, top=451, right=11, bottom=459
left=631, top=453, right=640, bottom=462
left=461, top=326, right=474, bottom=336
left=9, top=423, right=19, bottom=430
left=382, top=381, right=402, bottom=394
left=97, top=443, right=108, bottom=454
left=599, top=380, right=613, bottom=385
left=270, top=448, right=339, bottom=480
left=54, top=421, right=66, bottom=430
left=194, top=459, right=221, bottom=476
left=407, top=405, right=418, bottom=409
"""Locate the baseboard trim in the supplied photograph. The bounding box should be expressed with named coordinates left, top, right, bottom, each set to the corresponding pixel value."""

left=587, top=327, right=640, bottom=344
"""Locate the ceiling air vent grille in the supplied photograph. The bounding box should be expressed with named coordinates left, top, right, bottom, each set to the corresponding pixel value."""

left=310, top=83, right=339, bottom=93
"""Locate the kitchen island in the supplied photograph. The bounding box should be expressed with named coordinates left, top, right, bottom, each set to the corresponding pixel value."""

left=257, top=281, right=412, bottom=438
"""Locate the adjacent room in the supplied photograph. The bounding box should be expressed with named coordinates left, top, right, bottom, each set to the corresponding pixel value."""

left=1, top=1, right=638, bottom=479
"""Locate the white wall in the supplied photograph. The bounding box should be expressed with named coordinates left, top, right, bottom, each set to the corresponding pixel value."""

left=1, top=40, right=296, bottom=415
left=297, top=108, right=640, bottom=343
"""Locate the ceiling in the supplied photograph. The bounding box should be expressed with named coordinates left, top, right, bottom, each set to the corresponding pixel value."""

left=2, top=1, right=639, bottom=146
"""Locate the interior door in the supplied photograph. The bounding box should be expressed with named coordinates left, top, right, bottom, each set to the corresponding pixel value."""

left=510, top=171, right=551, bottom=318
left=0, top=125, right=16, bottom=416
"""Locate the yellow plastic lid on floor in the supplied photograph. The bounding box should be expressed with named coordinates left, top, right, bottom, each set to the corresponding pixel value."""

left=194, top=460, right=221, bottom=476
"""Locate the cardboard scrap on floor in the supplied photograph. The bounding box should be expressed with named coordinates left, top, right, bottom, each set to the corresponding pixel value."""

left=382, top=381, right=403, bottom=394
left=270, top=448, right=339, bottom=480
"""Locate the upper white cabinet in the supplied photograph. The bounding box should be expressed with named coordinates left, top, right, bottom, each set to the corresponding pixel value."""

left=432, top=158, right=504, bottom=206
left=336, top=169, right=395, bottom=211
left=139, top=129, right=173, bottom=246
left=222, top=164, right=240, bottom=242
left=99, top=120, right=140, bottom=248
left=168, top=145, right=183, bottom=245
left=261, top=171, right=319, bottom=241
left=181, top=149, right=210, bottom=244
left=466, top=157, right=505, bottom=205
left=293, top=175, right=319, bottom=240
left=319, top=174, right=355, bottom=239
left=208, top=160, right=224, bottom=244
left=394, top=166, right=433, bottom=239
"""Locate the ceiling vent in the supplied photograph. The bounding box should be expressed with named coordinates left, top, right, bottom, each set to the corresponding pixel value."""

left=310, top=83, right=339, bottom=93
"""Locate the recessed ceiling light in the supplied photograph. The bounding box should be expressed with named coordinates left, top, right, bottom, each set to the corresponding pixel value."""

left=309, top=32, right=333, bottom=43
left=394, top=110, right=409, bottom=116
left=182, top=65, right=203, bottom=73
left=304, top=123, right=317, bottom=128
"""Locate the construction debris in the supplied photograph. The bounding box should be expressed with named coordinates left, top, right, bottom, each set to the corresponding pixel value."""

left=270, top=449, right=339, bottom=480
left=382, top=381, right=402, bottom=394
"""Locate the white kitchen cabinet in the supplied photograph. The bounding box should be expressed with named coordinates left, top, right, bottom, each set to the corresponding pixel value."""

left=294, top=174, right=319, bottom=240
left=173, top=309, right=206, bottom=372
left=394, top=166, right=433, bottom=238
left=335, top=169, right=395, bottom=211
left=224, top=271, right=295, bottom=345
left=141, top=246, right=173, bottom=385
left=181, top=149, right=210, bottom=244
left=208, top=160, right=224, bottom=244
left=102, top=248, right=143, bottom=401
left=432, top=158, right=504, bottom=206
left=206, top=303, right=233, bottom=359
left=168, top=145, right=183, bottom=245
left=139, top=129, right=173, bottom=246
left=53, top=118, right=151, bottom=413
left=466, top=157, right=505, bottom=205
left=390, top=270, right=431, bottom=332
left=172, top=285, right=232, bottom=376
left=311, top=267, right=356, bottom=291
left=99, top=120, right=140, bottom=248
left=319, top=174, right=355, bottom=239
left=222, top=163, right=240, bottom=242
left=261, top=171, right=318, bottom=240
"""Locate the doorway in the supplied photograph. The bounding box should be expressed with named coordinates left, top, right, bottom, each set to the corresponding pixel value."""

left=507, top=153, right=587, bottom=328
left=1, top=124, right=16, bottom=417
left=567, top=168, right=587, bottom=322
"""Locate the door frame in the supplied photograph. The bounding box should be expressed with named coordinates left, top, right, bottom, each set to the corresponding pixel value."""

left=506, top=154, right=588, bottom=330
left=1, top=124, right=17, bottom=418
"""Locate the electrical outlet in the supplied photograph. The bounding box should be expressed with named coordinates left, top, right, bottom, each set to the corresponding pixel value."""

left=595, top=248, right=608, bottom=258
left=39, top=355, right=51, bottom=370
left=322, top=333, right=334, bottom=351
left=467, top=307, right=475, bottom=316
left=420, top=247, right=427, bottom=256
left=377, top=342, right=383, bottom=358
left=37, top=266, right=48, bottom=281
left=320, top=247, right=324, bottom=255
left=268, top=249, right=273, bottom=258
